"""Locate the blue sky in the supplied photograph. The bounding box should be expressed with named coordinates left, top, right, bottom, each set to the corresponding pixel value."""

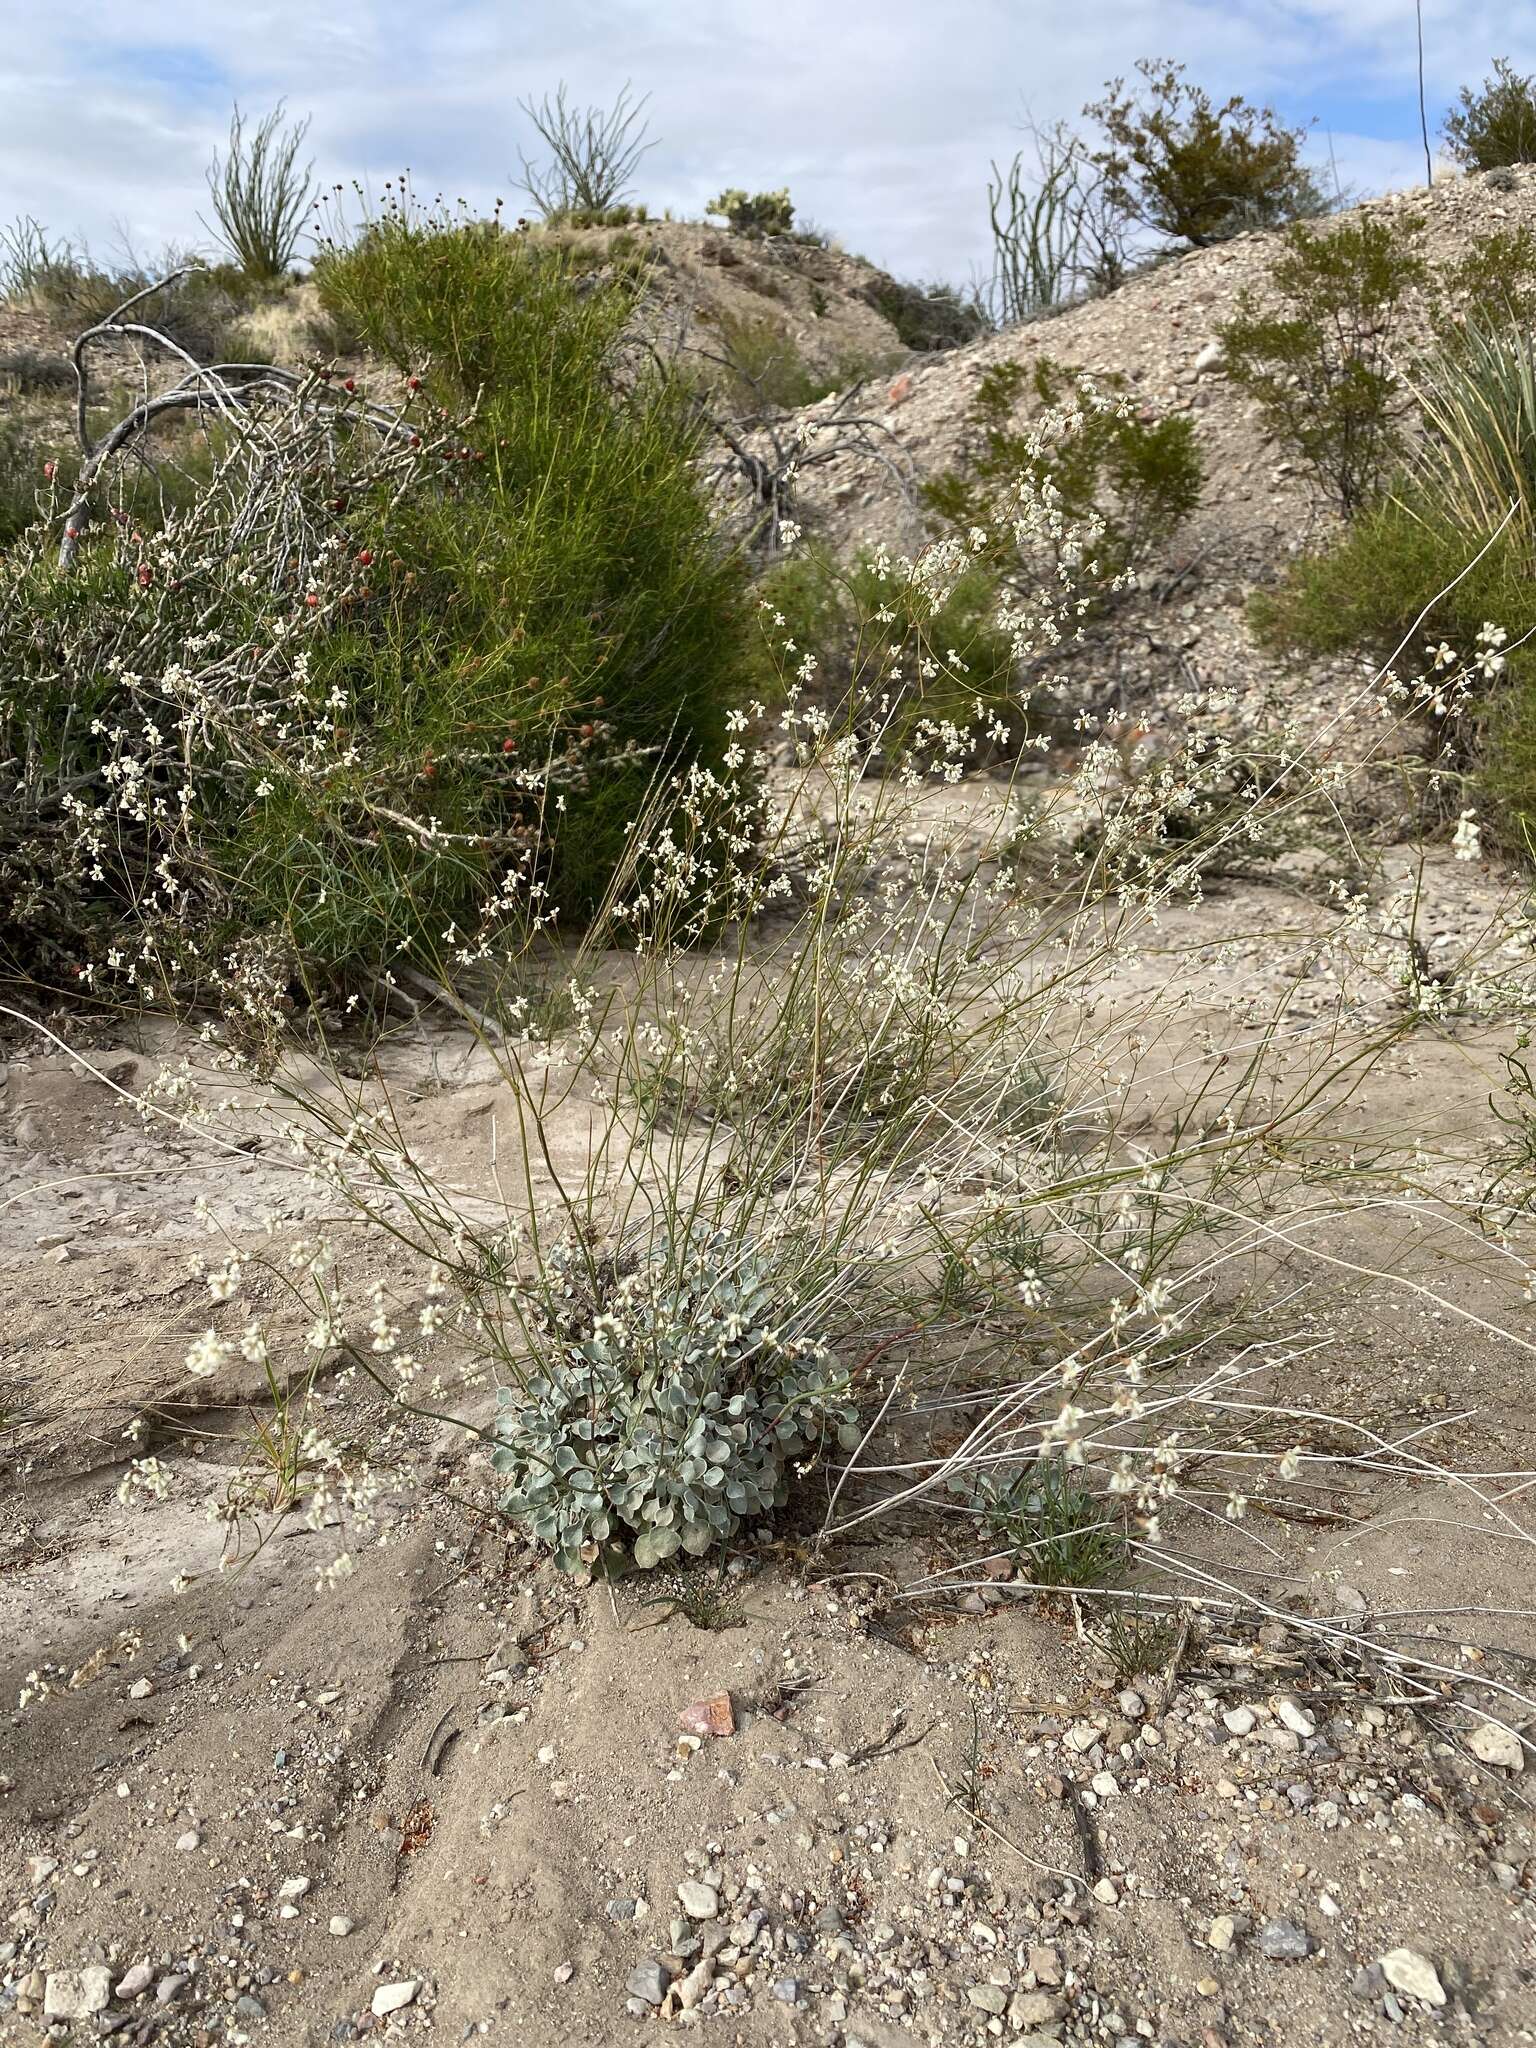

left=0, top=1, right=1529, bottom=284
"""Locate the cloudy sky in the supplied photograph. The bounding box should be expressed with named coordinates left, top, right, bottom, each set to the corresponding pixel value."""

left=0, top=1, right=1529, bottom=284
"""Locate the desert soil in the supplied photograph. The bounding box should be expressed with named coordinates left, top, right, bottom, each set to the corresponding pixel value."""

left=3, top=844, right=1535, bottom=2048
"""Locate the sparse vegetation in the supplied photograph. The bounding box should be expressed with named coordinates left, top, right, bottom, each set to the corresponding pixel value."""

left=8, top=85, right=1536, bottom=2036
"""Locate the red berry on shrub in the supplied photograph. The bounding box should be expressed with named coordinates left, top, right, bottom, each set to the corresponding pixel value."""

left=358, top=549, right=373, bottom=566
left=42, top=460, right=55, bottom=480
left=137, top=565, right=152, bottom=587
left=502, top=736, right=516, bottom=753
left=343, top=377, right=356, bottom=393
left=407, top=376, right=421, bottom=391
left=305, top=592, right=320, bottom=608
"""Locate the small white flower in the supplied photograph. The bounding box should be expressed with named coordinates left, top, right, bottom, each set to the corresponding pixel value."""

left=185, top=1329, right=231, bottom=1378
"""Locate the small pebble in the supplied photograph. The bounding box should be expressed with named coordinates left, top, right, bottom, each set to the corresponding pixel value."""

left=1379, top=1948, right=1446, bottom=2007
left=1257, top=1919, right=1315, bottom=1961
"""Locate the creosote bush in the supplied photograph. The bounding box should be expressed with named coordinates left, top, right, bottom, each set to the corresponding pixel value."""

left=1220, top=216, right=1427, bottom=516
left=1085, top=57, right=1325, bottom=249
left=861, top=273, right=988, bottom=352
left=1444, top=58, right=1536, bottom=172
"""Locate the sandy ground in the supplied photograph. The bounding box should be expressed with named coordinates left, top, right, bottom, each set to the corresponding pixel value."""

left=3, top=847, right=1536, bottom=2048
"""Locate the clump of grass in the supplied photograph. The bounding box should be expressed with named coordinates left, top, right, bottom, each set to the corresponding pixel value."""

left=1092, top=1595, right=1184, bottom=1681
left=951, top=1457, right=1129, bottom=1588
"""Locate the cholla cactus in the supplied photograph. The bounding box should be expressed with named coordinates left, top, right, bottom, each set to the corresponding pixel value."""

left=491, top=1229, right=858, bottom=1572
left=706, top=187, right=795, bottom=236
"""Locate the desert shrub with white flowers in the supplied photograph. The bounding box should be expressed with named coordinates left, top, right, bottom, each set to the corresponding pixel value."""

left=0, top=226, right=754, bottom=1016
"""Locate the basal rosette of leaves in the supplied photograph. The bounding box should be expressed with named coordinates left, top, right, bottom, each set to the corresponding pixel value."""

left=491, top=1232, right=859, bottom=1572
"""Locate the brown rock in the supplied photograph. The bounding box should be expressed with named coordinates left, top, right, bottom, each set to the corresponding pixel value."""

left=677, top=1691, right=735, bottom=1738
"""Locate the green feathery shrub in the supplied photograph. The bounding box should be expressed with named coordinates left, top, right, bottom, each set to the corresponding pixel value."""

left=312, top=208, right=751, bottom=925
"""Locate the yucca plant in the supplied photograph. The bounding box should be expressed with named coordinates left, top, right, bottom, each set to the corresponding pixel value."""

left=1406, top=320, right=1536, bottom=563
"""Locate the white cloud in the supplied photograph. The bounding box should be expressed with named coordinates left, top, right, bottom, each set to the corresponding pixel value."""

left=0, top=1, right=1531, bottom=284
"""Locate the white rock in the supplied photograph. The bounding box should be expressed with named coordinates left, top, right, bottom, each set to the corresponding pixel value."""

left=278, top=1876, right=312, bottom=1901
left=329, top=1916, right=356, bottom=1937
left=1276, top=1698, right=1315, bottom=1738
left=175, top=1829, right=201, bottom=1853
left=1468, top=1722, right=1525, bottom=1771
left=1379, top=1948, right=1446, bottom=2007
left=1091, top=1877, right=1120, bottom=1905
left=675, top=1957, right=715, bottom=2011
left=127, top=1678, right=155, bottom=1700
left=371, top=1980, right=419, bottom=2017
left=1222, top=1706, right=1256, bottom=1736
left=44, top=1969, right=112, bottom=2019
left=677, top=1879, right=719, bottom=1919
left=1064, top=1721, right=1100, bottom=1752
left=116, top=1962, right=154, bottom=1999
left=1194, top=339, right=1224, bottom=376
left=1208, top=1915, right=1237, bottom=1953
